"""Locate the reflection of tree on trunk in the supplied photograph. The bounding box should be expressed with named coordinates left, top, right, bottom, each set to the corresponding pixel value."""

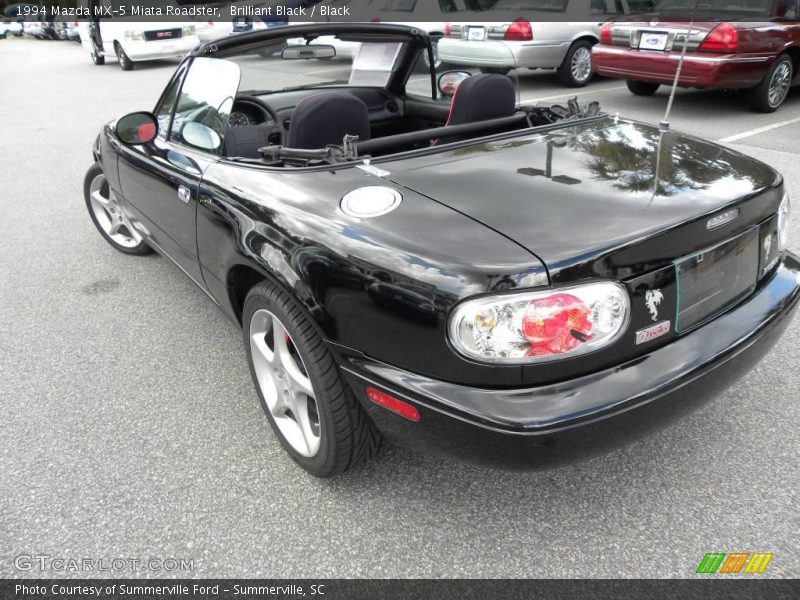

left=569, top=124, right=756, bottom=197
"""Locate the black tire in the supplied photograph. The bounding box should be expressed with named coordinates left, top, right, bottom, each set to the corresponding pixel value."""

left=556, top=39, right=594, bottom=87
left=480, top=67, right=510, bottom=76
left=83, top=163, right=152, bottom=255
left=0, top=32, right=6, bottom=40
left=626, top=80, right=660, bottom=96
left=90, top=46, right=105, bottom=65
left=243, top=281, right=382, bottom=477
left=749, top=54, right=793, bottom=113
left=115, top=42, right=133, bottom=70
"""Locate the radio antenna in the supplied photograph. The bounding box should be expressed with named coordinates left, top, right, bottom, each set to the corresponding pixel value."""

left=659, top=0, right=702, bottom=132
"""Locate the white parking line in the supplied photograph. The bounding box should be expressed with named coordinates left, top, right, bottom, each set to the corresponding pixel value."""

left=719, top=115, right=800, bottom=143
left=519, top=84, right=627, bottom=105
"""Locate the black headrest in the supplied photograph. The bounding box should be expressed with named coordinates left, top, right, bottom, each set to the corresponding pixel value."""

left=446, top=74, right=516, bottom=127
left=287, top=91, right=371, bottom=149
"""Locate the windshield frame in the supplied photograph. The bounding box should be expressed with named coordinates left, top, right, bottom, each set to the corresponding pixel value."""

left=200, top=23, right=435, bottom=99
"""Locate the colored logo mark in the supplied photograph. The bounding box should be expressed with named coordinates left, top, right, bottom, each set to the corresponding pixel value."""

left=696, top=552, right=773, bottom=574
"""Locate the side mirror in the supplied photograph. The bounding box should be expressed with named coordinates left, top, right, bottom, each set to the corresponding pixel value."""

left=116, top=112, right=158, bottom=145
left=181, top=122, right=222, bottom=151
left=437, top=71, right=472, bottom=98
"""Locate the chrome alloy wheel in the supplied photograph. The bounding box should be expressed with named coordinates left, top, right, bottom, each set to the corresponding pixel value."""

left=768, top=61, right=791, bottom=108
left=88, top=173, right=143, bottom=248
left=571, top=46, right=592, bottom=83
left=249, top=309, right=321, bottom=457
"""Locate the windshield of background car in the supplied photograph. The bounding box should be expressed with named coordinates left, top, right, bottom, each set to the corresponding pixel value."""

left=652, top=0, right=772, bottom=14
left=227, top=34, right=410, bottom=96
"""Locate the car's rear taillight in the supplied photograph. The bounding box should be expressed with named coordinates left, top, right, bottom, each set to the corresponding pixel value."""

left=371, top=17, right=381, bottom=23
left=521, top=293, right=593, bottom=356
left=504, top=19, right=532, bottom=42
left=599, top=23, right=612, bottom=45
left=448, top=282, right=629, bottom=364
left=698, top=23, right=738, bottom=53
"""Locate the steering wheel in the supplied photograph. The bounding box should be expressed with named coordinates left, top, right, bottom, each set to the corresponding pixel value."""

left=233, top=95, right=284, bottom=145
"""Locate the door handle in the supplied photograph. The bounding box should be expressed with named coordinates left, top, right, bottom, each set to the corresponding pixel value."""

left=177, top=185, right=192, bottom=203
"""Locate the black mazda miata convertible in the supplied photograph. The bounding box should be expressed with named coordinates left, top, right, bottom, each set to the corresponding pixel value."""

left=85, top=23, right=798, bottom=476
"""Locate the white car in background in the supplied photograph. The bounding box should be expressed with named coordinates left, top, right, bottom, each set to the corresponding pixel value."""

left=194, top=19, right=235, bottom=42
left=23, top=19, right=46, bottom=39
left=1, top=20, right=23, bottom=38
left=438, top=0, right=635, bottom=86
left=78, top=1, right=200, bottom=71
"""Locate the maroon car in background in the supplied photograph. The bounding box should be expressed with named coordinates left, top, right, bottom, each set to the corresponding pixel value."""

left=592, top=0, right=800, bottom=111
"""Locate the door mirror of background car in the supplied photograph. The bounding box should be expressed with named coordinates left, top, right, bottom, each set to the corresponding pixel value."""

left=281, top=44, right=337, bottom=60
left=437, top=71, right=472, bottom=98
left=116, top=112, right=158, bottom=145
left=181, top=122, right=222, bottom=152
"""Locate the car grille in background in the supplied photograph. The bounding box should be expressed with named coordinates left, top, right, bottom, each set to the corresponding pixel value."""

left=144, top=28, right=182, bottom=42
left=674, top=227, right=759, bottom=333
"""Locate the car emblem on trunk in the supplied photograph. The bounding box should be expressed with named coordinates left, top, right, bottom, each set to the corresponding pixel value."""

left=645, top=289, right=664, bottom=321
left=706, top=208, right=739, bottom=230
left=650, top=18, right=659, bottom=26
left=636, top=320, right=670, bottom=345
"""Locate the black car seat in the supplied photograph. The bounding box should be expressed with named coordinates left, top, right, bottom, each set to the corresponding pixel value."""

left=287, top=91, right=370, bottom=149
left=222, top=123, right=275, bottom=159
left=437, top=74, right=516, bottom=143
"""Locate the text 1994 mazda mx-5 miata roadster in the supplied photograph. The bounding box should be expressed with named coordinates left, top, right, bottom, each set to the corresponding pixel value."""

left=85, top=23, right=799, bottom=476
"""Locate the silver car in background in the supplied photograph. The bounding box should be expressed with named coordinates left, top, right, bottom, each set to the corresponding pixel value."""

left=438, top=0, right=636, bottom=86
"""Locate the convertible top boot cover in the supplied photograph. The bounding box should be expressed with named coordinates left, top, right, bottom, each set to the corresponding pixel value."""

left=287, top=91, right=371, bottom=149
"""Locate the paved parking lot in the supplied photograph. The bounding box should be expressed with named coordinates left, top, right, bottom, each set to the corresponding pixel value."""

left=1, top=37, right=799, bottom=579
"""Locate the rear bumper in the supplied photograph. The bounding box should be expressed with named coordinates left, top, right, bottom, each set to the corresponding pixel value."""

left=592, top=45, right=772, bottom=88
left=438, top=37, right=570, bottom=69
left=340, top=252, right=800, bottom=469
left=118, top=36, right=199, bottom=61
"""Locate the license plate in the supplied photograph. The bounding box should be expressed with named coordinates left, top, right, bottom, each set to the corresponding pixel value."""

left=639, top=31, right=668, bottom=51
left=467, top=26, right=486, bottom=41
left=674, top=227, right=759, bottom=332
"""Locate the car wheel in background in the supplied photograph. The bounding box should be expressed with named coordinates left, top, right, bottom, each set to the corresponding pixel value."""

left=749, top=54, right=793, bottom=113
left=626, top=80, right=660, bottom=96
left=243, top=280, right=382, bottom=477
left=480, top=67, right=510, bottom=76
left=557, top=40, right=594, bottom=87
left=90, top=46, right=105, bottom=65
left=115, top=43, right=134, bottom=71
left=83, top=163, right=152, bottom=255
